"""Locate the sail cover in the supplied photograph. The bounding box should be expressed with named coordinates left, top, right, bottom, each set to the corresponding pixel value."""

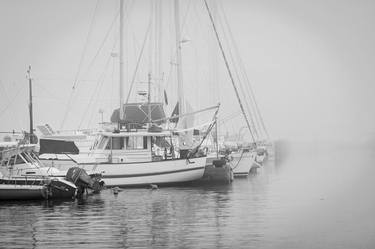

left=39, top=139, right=79, bottom=155
left=111, top=102, right=166, bottom=124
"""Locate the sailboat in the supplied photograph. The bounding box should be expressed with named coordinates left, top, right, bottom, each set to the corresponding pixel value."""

left=40, top=0, right=218, bottom=188
left=201, top=0, right=270, bottom=176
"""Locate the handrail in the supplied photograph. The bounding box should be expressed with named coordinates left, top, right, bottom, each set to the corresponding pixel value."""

left=152, top=104, right=220, bottom=123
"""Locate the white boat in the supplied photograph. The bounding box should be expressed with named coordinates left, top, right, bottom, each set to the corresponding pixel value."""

left=0, top=143, right=103, bottom=200
left=255, top=146, right=267, bottom=163
left=229, top=148, right=261, bottom=177
left=37, top=0, right=220, bottom=187
left=0, top=144, right=77, bottom=200
left=40, top=130, right=207, bottom=187
left=0, top=63, right=104, bottom=200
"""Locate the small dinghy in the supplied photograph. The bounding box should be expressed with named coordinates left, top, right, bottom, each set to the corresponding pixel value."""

left=0, top=144, right=102, bottom=200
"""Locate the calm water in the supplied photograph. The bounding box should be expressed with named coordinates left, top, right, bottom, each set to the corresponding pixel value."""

left=1, top=142, right=374, bottom=249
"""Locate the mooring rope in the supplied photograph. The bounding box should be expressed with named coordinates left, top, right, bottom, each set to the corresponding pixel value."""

left=231, top=149, right=245, bottom=170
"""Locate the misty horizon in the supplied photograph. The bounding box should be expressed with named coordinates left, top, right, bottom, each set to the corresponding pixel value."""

left=0, top=0, right=374, bottom=143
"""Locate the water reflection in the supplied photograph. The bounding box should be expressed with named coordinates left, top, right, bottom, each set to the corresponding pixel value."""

left=1, top=142, right=375, bottom=248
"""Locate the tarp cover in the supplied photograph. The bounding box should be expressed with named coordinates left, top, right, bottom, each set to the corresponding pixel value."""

left=111, top=102, right=166, bottom=124
left=39, top=139, right=79, bottom=155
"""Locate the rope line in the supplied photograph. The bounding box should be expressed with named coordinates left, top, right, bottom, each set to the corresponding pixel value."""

left=60, top=0, right=100, bottom=130
left=218, top=0, right=269, bottom=140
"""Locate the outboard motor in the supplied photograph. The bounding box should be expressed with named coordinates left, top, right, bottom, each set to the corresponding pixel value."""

left=65, top=167, right=103, bottom=197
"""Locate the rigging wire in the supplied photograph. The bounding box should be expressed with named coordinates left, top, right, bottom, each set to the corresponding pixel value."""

left=84, top=10, right=120, bottom=75
left=218, top=110, right=242, bottom=125
left=216, top=1, right=264, bottom=141
left=148, top=0, right=154, bottom=87
left=218, top=0, right=269, bottom=140
left=61, top=0, right=135, bottom=130
left=72, top=0, right=100, bottom=90
left=155, top=0, right=163, bottom=102
left=125, top=21, right=152, bottom=104
left=162, top=0, right=192, bottom=92
left=0, top=83, right=24, bottom=117
left=33, top=80, right=62, bottom=101
left=60, top=0, right=100, bottom=130
left=109, top=48, right=116, bottom=114
left=203, top=0, right=256, bottom=143
left=216, top=11, right=259, bottom=140
left=220, top=13, right=265, bottom=140
left=90, top=0, right=136, bottom=74
left=0, top=80, right=24, bottom=130
left=78, top=42, right=117, bottom=130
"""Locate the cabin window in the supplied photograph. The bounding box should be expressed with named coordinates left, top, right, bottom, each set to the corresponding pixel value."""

left=104, top=137, right=125, bottom=150
left=143, top=136, right=148, bottom=149
left=98, top=136, right=109, bottom=149
left=126, top=136, right=147, bottom=150
left=112, top=137, right=125, bottom=150
left=6, top=154, right=25, bottom=165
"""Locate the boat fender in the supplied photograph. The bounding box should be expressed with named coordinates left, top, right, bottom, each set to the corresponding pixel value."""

left=112, top=186, right=122, bottom=195
left=149, top=184, right=158, bottom=190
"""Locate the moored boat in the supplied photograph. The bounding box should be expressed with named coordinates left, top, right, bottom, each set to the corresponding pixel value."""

left=0, top=144, right=102, bottom=200
left=39, top=131, right=207, bottom=187
left=37, top=0, right=221, bottom=188
left=229, top=148, right=261, bottom=177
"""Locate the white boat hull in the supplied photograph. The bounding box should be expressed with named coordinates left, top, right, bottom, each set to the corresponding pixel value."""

left=230, top=151, right=260, bottom=177
left=255, top=153, right=266, bottom=163
left=42, top=157, right=207, bottom=187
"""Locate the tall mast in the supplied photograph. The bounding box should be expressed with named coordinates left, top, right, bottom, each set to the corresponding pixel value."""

left=203, top=0, right=256, bottom=143
left=27, top=66, right=34, bottom=143
left=157, top=0, right=163, bottom=102
left=119, top=0, right=125, bottom=123
left=147, top=72, right=152, bottom=123
left=211, top=0, right=219, bottom=158
left=174, top=0, right=184, bottom=117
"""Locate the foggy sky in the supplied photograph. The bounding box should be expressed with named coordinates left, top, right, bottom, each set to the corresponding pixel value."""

left=0, top=0, right=374, bottom=142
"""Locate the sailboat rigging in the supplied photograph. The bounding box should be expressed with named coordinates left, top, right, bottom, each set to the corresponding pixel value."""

left=202, top=0, right=271, bottom=176
left=39, top=0, right=219, bottom=187
left=203, top=0, right=256, bottom=144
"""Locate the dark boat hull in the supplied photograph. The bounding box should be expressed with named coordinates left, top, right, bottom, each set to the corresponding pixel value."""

left=0, top=185, right=46, bottom=200
left=0, top=178, right=76, bottom=200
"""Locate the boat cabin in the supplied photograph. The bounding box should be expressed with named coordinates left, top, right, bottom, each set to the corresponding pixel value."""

left=91, top=131, right=178, bottom=163
left=0, top=145, right=59, bottom=178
